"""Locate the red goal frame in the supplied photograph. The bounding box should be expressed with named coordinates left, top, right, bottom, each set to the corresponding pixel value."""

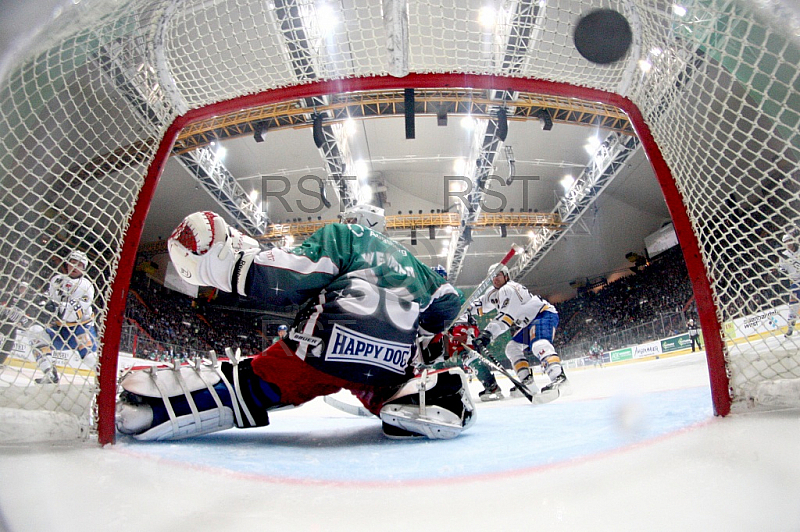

left=98, top=73, right=728, bottom=445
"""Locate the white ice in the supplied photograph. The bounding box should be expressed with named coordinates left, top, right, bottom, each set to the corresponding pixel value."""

left=1, top=351, right=799, bottom=532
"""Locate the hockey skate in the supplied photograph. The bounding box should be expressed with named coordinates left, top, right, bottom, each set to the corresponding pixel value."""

left=478, top=382, right=503, bottom=402
left=35, top=367, right=59, bottom=384
left=510, top=374, right=537, bottom=398
left=538, top=371, right=568, bottom=402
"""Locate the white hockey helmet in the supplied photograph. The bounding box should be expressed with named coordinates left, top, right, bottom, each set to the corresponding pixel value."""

left=340, top=204, right=386, bottom=233
left=67, top=250, right=89, bottom=270
left=782, top=227, right=799, bottom=251
left=488, top=262, right=510, bottom=279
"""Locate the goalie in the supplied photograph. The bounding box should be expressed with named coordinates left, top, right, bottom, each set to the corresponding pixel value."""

left=117, top=207, right=475, bottom=441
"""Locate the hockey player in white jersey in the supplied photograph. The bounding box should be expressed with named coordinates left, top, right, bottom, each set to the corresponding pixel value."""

left=778, top=227, right=800, bottom=337
left=0, top=281, right=35, bottom=365
left=471, top=263, right=567, bottom=399
left=30, top=250, right=98, bottom=383
left=116, top=207, right=475, bottom=441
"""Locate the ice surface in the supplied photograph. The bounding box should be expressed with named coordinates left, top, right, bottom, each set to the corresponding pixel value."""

left=1, top=352, right=799, bottom=532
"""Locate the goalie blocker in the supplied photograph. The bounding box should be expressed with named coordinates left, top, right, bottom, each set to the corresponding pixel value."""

left=117, top=348, right=475, bottom=440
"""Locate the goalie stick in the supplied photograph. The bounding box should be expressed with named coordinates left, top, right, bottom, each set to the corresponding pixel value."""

left=323, top=395, right=375, bottom=418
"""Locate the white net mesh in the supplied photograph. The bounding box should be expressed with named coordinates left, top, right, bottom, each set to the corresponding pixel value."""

left=1, top=0, right=799, bottom=442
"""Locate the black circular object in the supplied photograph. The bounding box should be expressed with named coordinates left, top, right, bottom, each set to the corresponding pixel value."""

left=573, top=8, right=633, bottom=65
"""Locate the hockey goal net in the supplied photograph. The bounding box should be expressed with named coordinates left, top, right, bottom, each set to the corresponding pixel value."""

left=1, top=0, right=799, bottom=444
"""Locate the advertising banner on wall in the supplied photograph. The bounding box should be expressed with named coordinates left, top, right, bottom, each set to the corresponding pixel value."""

left=724, top=304, right=792, bottom=340
left=661, top=334, right=691, bottom=353
left=633, top=340, right=663, bottom=359
left=609, top=347, right=633, bottom=362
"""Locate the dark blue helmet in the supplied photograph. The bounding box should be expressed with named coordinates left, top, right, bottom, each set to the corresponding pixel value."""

left=433, top=264, right=447, bottom=279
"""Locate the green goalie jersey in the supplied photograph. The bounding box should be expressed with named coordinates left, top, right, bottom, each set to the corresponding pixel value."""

left=244, top=223, right=462, bottom=385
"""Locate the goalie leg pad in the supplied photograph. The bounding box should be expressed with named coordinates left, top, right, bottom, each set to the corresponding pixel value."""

left=379, top=368, right=475, bottom=439
left=116, top=358, right=281, bottom=441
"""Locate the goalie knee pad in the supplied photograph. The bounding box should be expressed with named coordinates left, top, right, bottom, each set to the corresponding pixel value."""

left=116, top=355, right=281, bottom=441
left=379, top=368, right=475, bottom=440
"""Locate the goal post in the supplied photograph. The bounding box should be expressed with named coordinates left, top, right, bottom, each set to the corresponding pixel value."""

left=2, top=0, right=799, bottom=445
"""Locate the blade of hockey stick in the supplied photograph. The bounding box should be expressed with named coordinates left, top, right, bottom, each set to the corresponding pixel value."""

left=461, top=343, right=536, bottom=403
left=446, top=244, right=523, bottom=331
left=323, top=395, right=376, bottom=417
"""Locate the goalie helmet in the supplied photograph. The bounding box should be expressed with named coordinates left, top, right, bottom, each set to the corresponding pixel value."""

left=67, top=250, right=89, bottom=270
left=339, top=204, right=385, bottom=233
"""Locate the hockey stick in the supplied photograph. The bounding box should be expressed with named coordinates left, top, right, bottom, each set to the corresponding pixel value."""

left=445, top=244, right=524, bottom=331
left=460, top=343, right=536, bottom=403
left=323, top=395, right=376, bottom=418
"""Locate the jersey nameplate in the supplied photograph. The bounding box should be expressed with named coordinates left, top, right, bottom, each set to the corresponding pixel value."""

left=325, top=323, right=411, bottom=375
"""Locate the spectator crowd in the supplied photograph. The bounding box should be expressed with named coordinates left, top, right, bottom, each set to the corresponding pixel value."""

left=123, top=246, right=694, bottom=363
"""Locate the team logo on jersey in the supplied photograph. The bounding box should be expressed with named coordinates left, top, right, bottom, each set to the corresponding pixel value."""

left=325, top=323, right=412, bottom=375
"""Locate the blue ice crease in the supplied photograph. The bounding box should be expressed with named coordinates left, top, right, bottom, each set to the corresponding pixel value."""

left=116, top=386, right=713, bottom=483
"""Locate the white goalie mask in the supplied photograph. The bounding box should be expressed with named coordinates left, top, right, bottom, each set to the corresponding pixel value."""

left=340, top=204, right=386, bottom=233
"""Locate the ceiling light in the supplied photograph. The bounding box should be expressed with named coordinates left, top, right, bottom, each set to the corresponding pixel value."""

left=343, top=117, right=356, bottom=137
left=354, top=159, right=369, bottom=181
left=584, top=136, right=601, bottom=154
left=249, top=189, right=258, bottom=202
left=672, top=4, right=687, bottom=17
left=359, top=185, right=373, bottom=203
left=478, top=6, right=497, bottom=28
left=638, top=59, right=653, bottom=73
left=561, top=174, right=575, bottom=190
left=317, top=5, right=338, bottom=36
left=453, top=158, right=467, bottom=176
left=460, top=116, right=475, bottom=130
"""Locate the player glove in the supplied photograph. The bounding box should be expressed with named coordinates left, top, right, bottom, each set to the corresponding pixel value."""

left=472, top=331, right=492, bottom=353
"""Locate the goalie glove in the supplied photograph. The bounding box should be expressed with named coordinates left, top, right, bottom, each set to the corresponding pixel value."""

left=168, top=211, right=260, bottom=295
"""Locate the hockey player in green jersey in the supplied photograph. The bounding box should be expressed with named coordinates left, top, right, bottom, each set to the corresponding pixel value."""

left=117, top=206, right=475, bottom=440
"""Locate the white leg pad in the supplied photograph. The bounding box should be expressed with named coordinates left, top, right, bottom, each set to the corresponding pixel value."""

left=120, top=364, right=222, bottom=397
left=380, top=404, right=464, bottom=440
left=133, top=407, right=235, bottom=441
left=117, top=360, right=254, bottom=440
left=380, top=368, right=475, bottom=439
